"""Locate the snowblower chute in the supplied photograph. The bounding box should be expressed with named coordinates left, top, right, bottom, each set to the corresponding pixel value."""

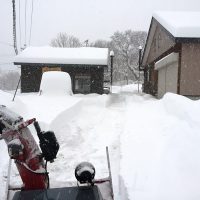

left=0, top=105, right=114, bottom=200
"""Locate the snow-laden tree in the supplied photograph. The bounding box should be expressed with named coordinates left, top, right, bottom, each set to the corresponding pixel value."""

left=91, top=40, right=110, bottom=48
left=111, top=30, right=147, bottom=82
left=50, top=32, right=81, bottom=48
left=0, top=70, right=20, bottom=90
left=50, top=30, right=147, bottom=84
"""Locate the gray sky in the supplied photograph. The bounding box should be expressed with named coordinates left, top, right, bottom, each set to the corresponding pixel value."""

left=0, top=0, right=200, bottom=70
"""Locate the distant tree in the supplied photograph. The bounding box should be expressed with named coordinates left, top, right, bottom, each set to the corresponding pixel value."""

left=111, top=30, right=147, bottom=82
left=50, top=30, right=147, bottom=85
left=0, top=70, right=20, bottom=91
left=50, top=32, right=81, bottom=48
left=91, top=40, right=110, bottom=48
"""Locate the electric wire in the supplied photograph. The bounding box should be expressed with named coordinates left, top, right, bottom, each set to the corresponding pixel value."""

left=18, top=0, right=22, bottom=50
left=29, top=0, right=34, bottom=45
left=24, top=0, right=27, bottom=47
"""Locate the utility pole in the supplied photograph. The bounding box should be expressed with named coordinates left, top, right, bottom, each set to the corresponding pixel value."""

left=12, top=0, right=20, bottom=102
left=12, top=0, right=18, bottom=55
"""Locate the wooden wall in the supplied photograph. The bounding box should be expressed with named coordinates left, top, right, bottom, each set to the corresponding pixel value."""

left=21, top=65, right=42, bottom=93
left=21, top=64, right=105, bottom=94
left=180, top=43, right=200, bottom=96
left=146, top=19, right=175, bottom=64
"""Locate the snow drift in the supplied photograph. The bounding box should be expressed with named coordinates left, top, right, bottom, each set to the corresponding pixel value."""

left=0, top=85, right=200, bottom=200
left=40, top=71, right=73, bottom=96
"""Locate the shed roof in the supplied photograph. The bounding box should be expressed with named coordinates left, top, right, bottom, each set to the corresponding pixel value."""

left=153, top=11, right=200, bottom=38
left=14, top=46, right=109, bottom=66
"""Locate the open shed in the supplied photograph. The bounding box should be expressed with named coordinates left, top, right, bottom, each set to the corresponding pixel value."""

left=14, top=47, right=109, bottom=94
left=142, top=11, right=200, bottom=99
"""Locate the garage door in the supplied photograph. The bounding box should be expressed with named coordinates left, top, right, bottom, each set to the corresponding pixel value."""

left=156, top=53, right=179, bottom=98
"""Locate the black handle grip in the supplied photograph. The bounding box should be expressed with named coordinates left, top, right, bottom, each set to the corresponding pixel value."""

left=34, top=121, right=42, bottom=137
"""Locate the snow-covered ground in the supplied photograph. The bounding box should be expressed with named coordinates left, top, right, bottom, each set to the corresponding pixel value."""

left=1, top=84, right=200, bottom=200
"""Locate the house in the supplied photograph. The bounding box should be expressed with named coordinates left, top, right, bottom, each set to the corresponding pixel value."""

left=141, top=11, right=200, bottom=99
left=14, top=47, right=109, bottom=94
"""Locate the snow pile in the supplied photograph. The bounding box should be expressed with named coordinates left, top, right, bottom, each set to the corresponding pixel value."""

left=40, top=71, right=73, bottom=96
left=14, top=46, right=109, bottom=65
left=162, top=93, right=200, bottom=124
left=0, top=85, right=200, bottom=200
left=153, top=11, right=200, bottom=38
left=120, top=92, right=200, bottom=200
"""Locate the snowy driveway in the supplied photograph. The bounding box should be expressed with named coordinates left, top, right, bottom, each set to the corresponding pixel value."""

left=1, top=85, right=200, bottom=200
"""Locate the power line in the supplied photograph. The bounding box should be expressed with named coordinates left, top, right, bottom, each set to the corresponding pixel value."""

left=18, top=0, right=22, bottom=49
left=24, top=0, right=27, bottom=46
left=29, top=0, right=34, bottom=45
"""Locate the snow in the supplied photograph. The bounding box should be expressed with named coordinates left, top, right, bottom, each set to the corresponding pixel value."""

left=75, top=162, right=95, bottom=177
left=153, top=11, right=200, bottom=38
left=1, top=84, right=200, bottom=200
left=40, top=71, right=73, bottom=96
left=7, top=139, right=22, bottom=146
left=155, top=53, right=178, bottom=70
left=13, top=46, right=109, bottom=65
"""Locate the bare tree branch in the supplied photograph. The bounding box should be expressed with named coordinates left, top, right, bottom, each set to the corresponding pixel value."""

left=50, top=32, right=81, bottom=48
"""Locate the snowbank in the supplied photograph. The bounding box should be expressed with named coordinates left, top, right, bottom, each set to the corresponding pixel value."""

left=1, top=87, right=200, bottom=200
left=120, top=92, right=200, bottom=200
left=40, top=71, right=73, bottom=96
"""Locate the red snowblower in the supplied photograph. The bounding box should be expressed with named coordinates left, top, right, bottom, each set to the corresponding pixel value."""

left=0, top=105, right=114, bottom=200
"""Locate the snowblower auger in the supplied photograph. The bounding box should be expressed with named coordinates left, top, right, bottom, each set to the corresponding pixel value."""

left=0, top=105, right=114, bottom=200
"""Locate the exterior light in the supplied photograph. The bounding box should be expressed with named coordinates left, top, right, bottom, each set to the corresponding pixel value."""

left=138, top=46, right=143, bottom=93
left=110, top=50, right=114, bottom=92
left=110, top=50, right=114, bottom=57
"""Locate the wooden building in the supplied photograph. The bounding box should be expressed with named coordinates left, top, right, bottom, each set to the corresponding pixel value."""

left=142, top=11, right=200, bottom=99
left=14, top=47, right=108, bottom=94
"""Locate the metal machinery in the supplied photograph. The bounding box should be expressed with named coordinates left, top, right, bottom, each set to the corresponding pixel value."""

left=0, top=105, right=114, bottom=200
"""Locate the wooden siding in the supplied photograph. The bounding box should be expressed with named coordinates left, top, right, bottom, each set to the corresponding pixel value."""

left=60, top=66, right=104, bottom=94
left=142, top=17, right=200, bottom=98
left=180, top=43, right=200, bottom=96
left=42, top=67, right=61, bottom=73
left=143, top=64, right=158, bottom=95
left=146, top=19, right=175, bottom=64
left=21, top=65, right=105, bottom=94
left=21, top=65, right=42, bottom=93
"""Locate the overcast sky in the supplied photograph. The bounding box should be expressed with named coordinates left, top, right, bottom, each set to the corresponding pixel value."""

left=0, top=0, right=200, bottom=70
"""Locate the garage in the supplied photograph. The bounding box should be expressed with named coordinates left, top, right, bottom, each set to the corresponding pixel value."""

left=14, top=46, right=108, bottom=94
left=155, top=53, right=179, bottom=98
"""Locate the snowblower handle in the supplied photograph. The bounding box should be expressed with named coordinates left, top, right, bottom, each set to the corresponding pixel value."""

left=34, top=121, right=42, bottom=136
left=33, top=121, right=60, bottom=162
left=17, top=118, right=36, bottom=130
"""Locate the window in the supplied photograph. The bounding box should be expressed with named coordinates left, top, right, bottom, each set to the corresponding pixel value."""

left=75, top=74, right=91, bottom=93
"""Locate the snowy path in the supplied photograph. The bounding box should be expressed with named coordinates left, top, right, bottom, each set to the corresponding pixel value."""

left=1, top=85, right=200, bottom=200
left=48, top=94, right=126, bottom=199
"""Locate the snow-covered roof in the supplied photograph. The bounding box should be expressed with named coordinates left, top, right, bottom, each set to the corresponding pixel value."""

left=14, top=46, right=109, bottom=65
left=153, top=11, right=200, bottom=38
left=155, top=53, right=178, bottom=70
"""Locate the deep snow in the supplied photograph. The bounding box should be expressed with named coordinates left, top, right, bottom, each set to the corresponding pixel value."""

left=40, top=71, right=73, bottom=96
left=14, top=46, right=109, bottom=65
left=153, top=11, right=200, bottom=38
left=0, top=85, right=200, bottom=200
